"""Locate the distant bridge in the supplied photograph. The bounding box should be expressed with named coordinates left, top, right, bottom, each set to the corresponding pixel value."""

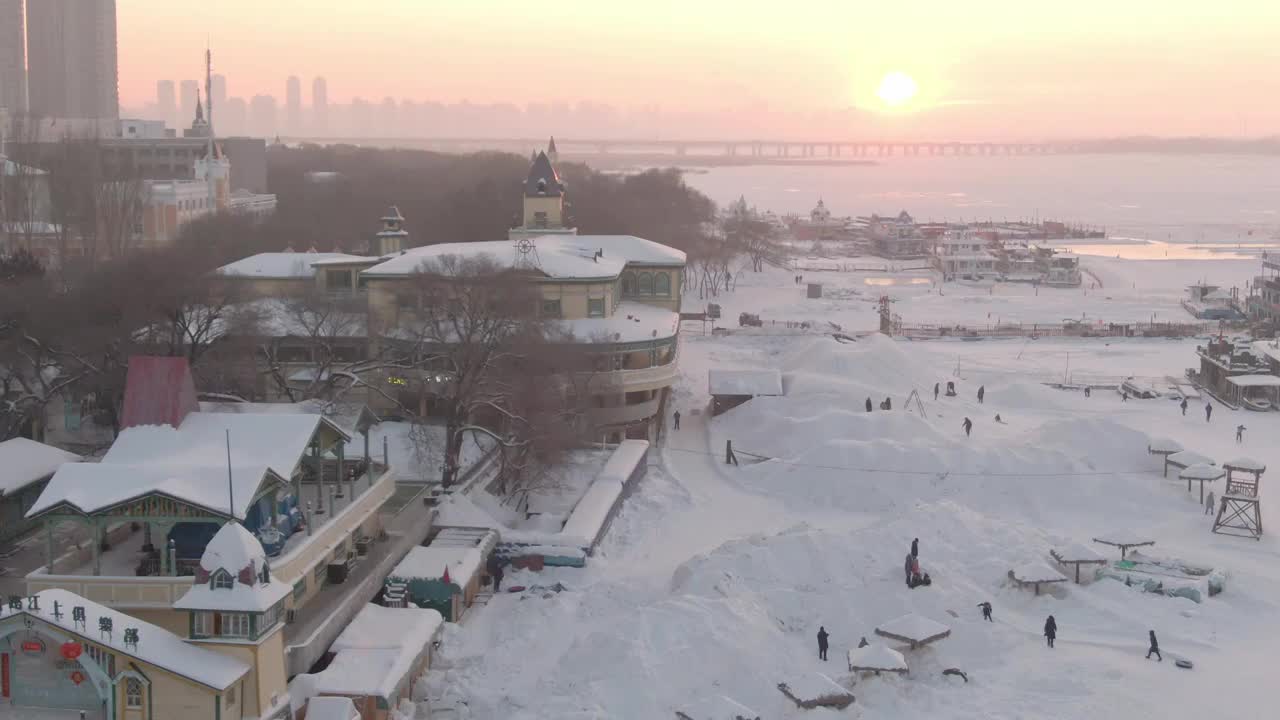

left=281, top=136, right=1086, bottom=158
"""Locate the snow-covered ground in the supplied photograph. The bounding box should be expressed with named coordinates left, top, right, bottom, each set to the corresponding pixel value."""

left=426, top=254, right=1276, bottom=719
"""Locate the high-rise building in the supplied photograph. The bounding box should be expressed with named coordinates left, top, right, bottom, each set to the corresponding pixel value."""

left=0, top=0, right=26, bottom=114
left=179, top=79, right=198, bottom=127
left=156, top=79, right=177, bottom=128
left=248, top=94, right=277, bottom=138
left=26, top=0, right=119, bottom=119
left=285, top=75, right=301, bottom=135
left=223, top=97, right=247, bottom=136
left=211, top=73, right=227, bottom=118
left=312, top=76, right=328, bottom=134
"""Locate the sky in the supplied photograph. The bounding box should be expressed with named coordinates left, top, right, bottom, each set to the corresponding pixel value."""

left=117, top=1, right=1280, bottom=139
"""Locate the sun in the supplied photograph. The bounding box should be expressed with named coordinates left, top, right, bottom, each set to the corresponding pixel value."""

left=876, top=71, right=919, bottom=108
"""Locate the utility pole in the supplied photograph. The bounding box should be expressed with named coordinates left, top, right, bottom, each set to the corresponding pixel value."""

left=205, top=47, right=216, bottom=213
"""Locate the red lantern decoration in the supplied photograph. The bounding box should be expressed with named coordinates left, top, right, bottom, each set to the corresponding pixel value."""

left=61, top=642, right=83, bottom=660
left=70, top=670, right=85, bottom=685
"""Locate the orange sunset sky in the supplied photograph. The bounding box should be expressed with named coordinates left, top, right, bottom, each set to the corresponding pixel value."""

left=117, top=1, right=1280, bottom=138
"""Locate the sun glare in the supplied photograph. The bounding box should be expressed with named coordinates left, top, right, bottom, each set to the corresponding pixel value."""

left=876, top=71, right=919, bottom=108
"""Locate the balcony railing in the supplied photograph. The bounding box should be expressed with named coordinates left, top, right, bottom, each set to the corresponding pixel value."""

left=590, top=396, right=662, bottom=426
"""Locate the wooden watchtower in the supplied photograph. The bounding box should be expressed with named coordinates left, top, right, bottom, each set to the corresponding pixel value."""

left=1213, top=458, right=1265, bottom=540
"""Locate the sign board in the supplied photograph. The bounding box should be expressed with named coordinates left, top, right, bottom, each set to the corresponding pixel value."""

left=707, top=303, right=722, bottom=319
left=20, top=640, right=45, bottom=657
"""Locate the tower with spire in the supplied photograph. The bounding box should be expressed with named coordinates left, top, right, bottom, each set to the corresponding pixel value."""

left=509, top=137, right=577, bottom=241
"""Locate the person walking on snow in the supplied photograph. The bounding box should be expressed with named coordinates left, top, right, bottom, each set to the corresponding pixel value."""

left=817, top=626, right=829, bottom=661
left=866, top=397, right=873, bottom=412
left=492, top=562, right=505, bottom=592
left=1084, top=386, right=1091, bottom=398
left=977, top=385, right=985, bottom=404
left=1180, top=398, right=1188, bottom=416
left=673, top=410, right=681, bottom=430
left=1206, top=489, right=1216, bottom=515
left=911, top=538, right=919, bottom=558
left=962, top=417, right=973, bottom=437
left=1236, top=424, right=1245, bottom=443
left=1146, top=630, right=1162, bottom=661
left=1205, top=402, right=1213, bottom=422
left=934, top=382, right=940, bottom=401
left=1121, top=390, right=1128, bottom=402
left=978, top=602, right=993, bottom=622
left=904, top=553, right=914, bottom=587
left=884, top=396, right=892, bottom=411
left=1044, top=615, right=1057, bottom=648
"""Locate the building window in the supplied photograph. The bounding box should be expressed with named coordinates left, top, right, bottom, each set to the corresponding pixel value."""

left=212, top=569, right=234, bottom=590
left=637, top=272, right=653, bottom=295
left=222, top=612, right=250, bottom=638
left=125, top=677, right=144, bottom=708
left=192, top=611, right=212, bottom=637
left=654, top=273, right=671, bottom=296
left=588, top=298, right=605, bottom=317
left=541, top=299, right=562, bottom=318
left=260, top=600, right=283, bottom=633
left=621, top=272, right=636, bottom=295
left=326, top=269, right=353, bottom=289
left=85, top=644, right=115, bottom=677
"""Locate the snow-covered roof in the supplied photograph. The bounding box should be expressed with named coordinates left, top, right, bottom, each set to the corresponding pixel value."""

left=1, top=589, right=249, bottom=691
left=708, top=369, right=784, bottom=397
left=309, top=254, right=387, bottom=267
left=874, top=614, right=951, bottom=646
left=676, top=694, right=761, bottom=720
left=217, top=252, right=368, bottom=279
left=1011, top=562, right=1069, bottom=584
left=431, top=527, right=500, bottom=557
left=293, top=604, right=442, bottom=701
left=29, top=411, right=345, bottom=519
left=599, top=440, right=648, bottom=483
left=777, top=672, right=855, bottom=705
left=557, top=302, right=679, bottom=344
left=1226, top=374, right=1280, bottom=388
left=1166, top=450, right=1215, bottom=468
left=1147, top=437, right=1183, bottom=454
left=174, top=523, right=293, bottom=612
left=1250, top=341, right=1280, bottom=365
left=560, top=478, right=623, bottom=548
left=303, top=697, right=361, bottom=720
left=846, top=643, right=908, bottom=672
left=200, top=399, right=377, bottom=439
left=390, top=545, right=484, bottom=587
left=1224, top=457, right=1266, bottom=472
left=1179, top=463, right=1224, bottom=481
left=361, top=234, right=683, bottom=280
left=1050, top=543, right=1106, bottom=564
left=1093, top=532, right=1155, bottom=547
left=0, top=437, right=80, bottom=496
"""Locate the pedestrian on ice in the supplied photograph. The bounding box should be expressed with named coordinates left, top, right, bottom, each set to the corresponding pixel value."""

left=962, top=417, right=973, bottom=437
left=673, top=410, right=681, bottom=430
left=1205, top=489, right=1216, bottom=515
left=1044, top=615, right=1057, bottom=648
left=1084, top=386, right=1092, bottom=398
left=817, top=626, right=829, bottom=661
left=911, top=538, right=919, bottom=558
left=904, top=553, right=914, bottom=587
left=1236, top=424, right=1245, bottom=443
left=866, top=397, right=873, bottom=413
left=492, top=561, right=505, bottom=592
left=977, top=385, right=985, bottom=404
left=1146, top=630, right=1162, bottom=661
left=1121, top=391, right=1128, bottom=402
left=1205, top=402, right=1213, bottom=422
left=1180, top=398, right=1188, bottom=416
left=978, top=601, right=993, bottom=622
left=934, top=382, right=940, bottom=401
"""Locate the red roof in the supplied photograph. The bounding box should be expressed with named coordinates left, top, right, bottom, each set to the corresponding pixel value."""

left=120, top=356, right=200, bottom=430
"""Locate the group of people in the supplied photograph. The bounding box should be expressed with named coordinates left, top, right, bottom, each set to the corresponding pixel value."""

left=866, top=396, right=893, bottom=411
left=1175, top=398, right=1246, bottom=443
left=904, top=537, right=932, bottom=588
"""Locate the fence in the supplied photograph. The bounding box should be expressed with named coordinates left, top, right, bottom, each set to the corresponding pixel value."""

left=896, top=320, right=1219, bottom=339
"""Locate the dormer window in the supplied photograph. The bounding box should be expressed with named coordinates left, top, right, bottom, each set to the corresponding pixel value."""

left=211, top=569, right=234, bottom=590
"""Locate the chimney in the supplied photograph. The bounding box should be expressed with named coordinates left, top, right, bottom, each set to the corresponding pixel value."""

left=119, top=357, right=201, bottom=430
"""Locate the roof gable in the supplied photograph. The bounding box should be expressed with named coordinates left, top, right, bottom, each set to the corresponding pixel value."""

left=121, top=356, right=200, bottom=430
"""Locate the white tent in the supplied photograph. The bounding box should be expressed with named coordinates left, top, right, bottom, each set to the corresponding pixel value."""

left=847, top=643, right=908, bottom=675
left=875, top=613, right=952, bottom=649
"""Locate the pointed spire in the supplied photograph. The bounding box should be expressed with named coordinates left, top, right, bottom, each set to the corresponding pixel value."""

left=194, top=89, right=205, bottom=124
left=441, top=565, right=452, bottom=585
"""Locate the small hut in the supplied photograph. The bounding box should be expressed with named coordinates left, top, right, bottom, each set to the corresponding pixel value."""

left=1164, top=450, right=1214, bottom=478
left=675, top=695, right=761, bottom=720
left=874, top=614, right=951, bottom=650
left=1009, top=562, right=1069, bottom=595
left=776, top=673, right=855, bottom=711
left=847, top=643, right=908, bottom=676
left=1147, top=437, right=1183, bottom=460
left=1093, top=532, right=1155, bottom=559
left=1050, top=543, right=1107, bottom=583
left=1180, top=463, right=1224, bottom=504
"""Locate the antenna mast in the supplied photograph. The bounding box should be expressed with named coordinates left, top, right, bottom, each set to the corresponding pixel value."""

left=205, top=47, right=217, bottom=213
left=225, top=429, right=236, bottom=521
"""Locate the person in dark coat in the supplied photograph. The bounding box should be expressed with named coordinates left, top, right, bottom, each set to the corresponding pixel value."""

left=866, top=397, right=873, bottom=412
left=1146, top=630, right=1161, bottom=661
left=978, top=601, right=993, bottom=621
left=884, top=396, right=892, bottom=411
left=977, top=385, right=985, bottom=404
left=934, top=382, right=940, bottom=401
left=725, top=440, right=739, bottom=466
left=1236, top=424, right=1246, bottom=443
left=492, top=562, right=505, bottom=592
left=1205, top=402, right=1213, bottom=422
left=1044, top=615, right=1057, bottom=648
left=1180, top=398, right=1188, bottom=416
left=911, top=538, right=919, bottom=558
left=817, top=626, right=829, bottom=661
left=673, top=410, right=681, bottom=430
left=962, top=417, right=973, bottom=437
left=1084, top=386, right=1091, bottom=398
left=1121, top=391, right=1128, bottom=402
left=904, top=553, right=914, bottom=587
left=858, top=636, right=869, bottom=648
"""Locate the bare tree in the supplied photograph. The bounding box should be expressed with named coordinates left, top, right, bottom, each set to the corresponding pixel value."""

left=723, top=205, right=784, bottom=273
left=95, top=157, right=146, bottom=259
left=0, top=115, right=49, bottom=253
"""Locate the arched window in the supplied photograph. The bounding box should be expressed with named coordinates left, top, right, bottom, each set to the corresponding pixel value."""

left=212, top=569, right=234, bottom=590
left=621, top=272, right=637, bottom=295
left=638, top=272, right=653, bottom=295
left=654, top=273, right=671, bottom=296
